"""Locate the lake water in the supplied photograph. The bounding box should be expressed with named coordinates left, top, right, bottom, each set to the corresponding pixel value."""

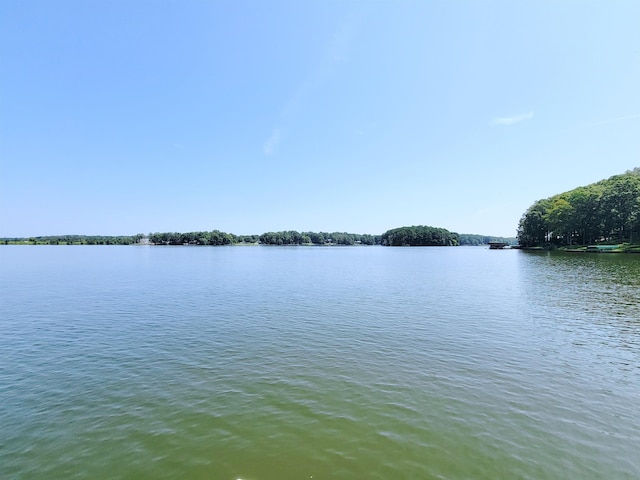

left=1, top=245, right=639, bottom=479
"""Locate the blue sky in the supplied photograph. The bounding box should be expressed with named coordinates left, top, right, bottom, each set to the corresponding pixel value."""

left=1, top=1, right=639, bottom=237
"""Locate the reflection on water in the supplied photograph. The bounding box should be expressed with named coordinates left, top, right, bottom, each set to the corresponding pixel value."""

left=1, top=246, right=639, bottom=479
left=520, top=252, right=640, bottom=355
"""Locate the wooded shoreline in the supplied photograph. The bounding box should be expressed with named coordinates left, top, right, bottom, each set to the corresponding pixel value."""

left=517, top=168, right=640, bottom=248
left=1, top=229, right=516, bottom=247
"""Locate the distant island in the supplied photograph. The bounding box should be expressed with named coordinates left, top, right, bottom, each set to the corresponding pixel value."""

left=1, top=228, right=516, bottom=247
left=381, top=226, right=515, bottom=247
left=517, top=167, right=640, bottom=252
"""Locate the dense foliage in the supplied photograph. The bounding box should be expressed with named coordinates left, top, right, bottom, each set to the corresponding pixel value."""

left=381, top=225, right=459, bottom=246
left=517, top=168, right=640, bottom=247
left=4, top=229, right=511, bottom=248
left=457, top=234, right=517, bottom=246
left=1, top=231, right=380, bottom=246
left=258, top=231, right=381, bottom=245
left=2, top=235, right=144, bottom=245
left=147, top=230, right=382, bottom=246
left=148, top=230, right=238, bottom=245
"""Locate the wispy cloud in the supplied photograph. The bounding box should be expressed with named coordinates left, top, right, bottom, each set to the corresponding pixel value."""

left=582, top=113, right=640, bottom=129
left=492, top=111, right=534, bottom=126
left=262, top=17, right=358, bottom=156
left=263, top=128, right=281, bottom=156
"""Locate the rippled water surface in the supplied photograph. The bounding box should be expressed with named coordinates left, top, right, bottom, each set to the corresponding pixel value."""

left=1, top=246, right=639, bottom=479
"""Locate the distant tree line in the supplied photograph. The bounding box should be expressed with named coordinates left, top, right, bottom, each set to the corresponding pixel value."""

left=146, top=230, right=382, bottom=246
left=517, top=168, right=640, bottom=247
left=258, top=231, right=380, bottom=245
left=457, top=234, right=517, bottom=246
left=381, top=225, right=459, bottom=246
left=148, top=230, right=243, bottom=245
left=1, top=234, right=144, bottom=245
left=4, top=228, right=517, bottom=248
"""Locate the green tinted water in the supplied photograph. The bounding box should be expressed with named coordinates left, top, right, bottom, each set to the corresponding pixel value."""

left=1, top=246, right=639, bottom=479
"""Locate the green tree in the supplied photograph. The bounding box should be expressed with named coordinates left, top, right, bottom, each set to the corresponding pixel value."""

left=517, top=199, right=550, bottom=247
left=382, top=225, right=458, bottom=246
left=517, top=169, right=640, bottom=247
left=546, top=196, right=575, bottom=245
